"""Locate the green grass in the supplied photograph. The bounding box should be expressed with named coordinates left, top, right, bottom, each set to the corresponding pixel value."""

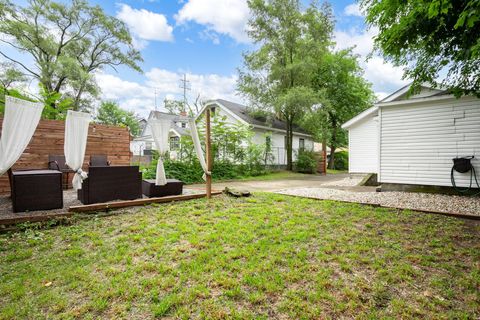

left=1, top=193, right=479, bottom=319
left=231, top=170, right=310, bottom=181
left=327, top=169, right=348, bottom=174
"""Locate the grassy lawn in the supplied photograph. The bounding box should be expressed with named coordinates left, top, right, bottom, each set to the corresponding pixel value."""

left=231, top=170, right=310, bottom=182
left=326, top=169, right=348, bottom=174
left=1, top=193, right=479, bottom=319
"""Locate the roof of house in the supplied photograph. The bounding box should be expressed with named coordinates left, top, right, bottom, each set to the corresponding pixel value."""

left=138, top=111, right=191, bottom=137
left=210, top=99, right=311, bottom=135
left=342, top=83, right=453, bottom=129
left=149, top=111, right=190, bottom=122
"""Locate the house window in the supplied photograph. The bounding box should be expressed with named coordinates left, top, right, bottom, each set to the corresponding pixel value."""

left=299, top=138, right=305, bottom=151
left=145, top=141, right=152, bottom=150
left=284, top=136, right=287, bottom=149
left=170, top=136, right=180, bottom=150
left=210, top=107, right=216, bottom=115
left=181, top=122, right=186, bottom=128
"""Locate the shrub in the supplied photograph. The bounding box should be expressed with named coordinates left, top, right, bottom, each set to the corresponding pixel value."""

left=295, top=150, right=317, bottom=174
left=333, top=151, right=349, bottom=171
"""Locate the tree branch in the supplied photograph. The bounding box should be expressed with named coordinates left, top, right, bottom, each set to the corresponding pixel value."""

left=0, top=51, right=40, bottom=78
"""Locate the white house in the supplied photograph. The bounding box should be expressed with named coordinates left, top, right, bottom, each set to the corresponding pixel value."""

left=343, top=83, right=480, bottom=189
left=130, top=111, right=190, bottom=159
left=201, top=99, right=314, bottom=165
left=131, top=99, right=315, bottom=166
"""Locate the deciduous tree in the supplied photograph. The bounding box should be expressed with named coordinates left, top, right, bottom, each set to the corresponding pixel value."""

left=0, top=0, right=142, bottom=112
left=238, top=0, right=333, bottom=170
left=96, top=101, right=141, bottom=136
left=362, top=0, right=480, bottom=97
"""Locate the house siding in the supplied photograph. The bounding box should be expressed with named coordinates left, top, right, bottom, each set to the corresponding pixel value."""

left=380, top=96, right=480, bottom=187
left=348, top=115, right=378, bottom=173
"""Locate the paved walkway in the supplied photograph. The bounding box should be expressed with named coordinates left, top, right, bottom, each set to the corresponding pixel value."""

left=188, top=173, right=370, bottom=192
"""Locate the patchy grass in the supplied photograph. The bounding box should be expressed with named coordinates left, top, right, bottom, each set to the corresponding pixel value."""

left=327, top=169, right=348, bottom=174
left=0, top=193, right=479, bottom=319
left=228, top=170, right=311, bottom=182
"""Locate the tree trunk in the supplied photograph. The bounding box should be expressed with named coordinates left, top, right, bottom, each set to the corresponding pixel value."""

left=286, top=118, right=293, bottom=171
left=327, top=116, right=338, bottom=170
left=328, top=145, right=336, bottom=169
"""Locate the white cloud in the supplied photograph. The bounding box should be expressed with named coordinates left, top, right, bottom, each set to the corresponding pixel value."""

left=334, top=27, right=408, bottom=94
left=116, top=4, right=174, bottom=43
left=146, top=68, right=238, bottom=102
left=344, top=3, right=363, bottom=17
left=175, top=0, right=250, bottom=43
left=96, top=69, right=240, bottom=117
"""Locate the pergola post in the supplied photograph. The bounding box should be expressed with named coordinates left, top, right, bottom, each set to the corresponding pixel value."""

left=205, top=107, right=212, bottom=198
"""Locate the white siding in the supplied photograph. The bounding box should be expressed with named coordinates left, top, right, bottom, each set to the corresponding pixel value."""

left=380, top=96, right=480, bottom=187
left=348, top=115, right=379, bottom=173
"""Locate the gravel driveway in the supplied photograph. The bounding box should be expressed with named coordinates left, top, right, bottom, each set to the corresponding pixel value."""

left=277, top=187, right=480, bottom=216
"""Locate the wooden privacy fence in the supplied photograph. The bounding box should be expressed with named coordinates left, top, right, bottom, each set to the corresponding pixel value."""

left=0, top=118, right=132, bottom=195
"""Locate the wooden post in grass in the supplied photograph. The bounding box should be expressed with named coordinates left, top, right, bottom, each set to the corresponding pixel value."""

left=205, top=107, right=212, bottom=198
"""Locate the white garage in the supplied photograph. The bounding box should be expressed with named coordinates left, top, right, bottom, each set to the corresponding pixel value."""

left=343, top=83, right=480, bottom=189
left=342, top=106, right=379, bottom=173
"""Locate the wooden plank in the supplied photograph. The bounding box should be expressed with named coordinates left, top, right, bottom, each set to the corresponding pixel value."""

left=0, top=212, right=74, bottom=226
left=69, top=191, right=223, bottom=213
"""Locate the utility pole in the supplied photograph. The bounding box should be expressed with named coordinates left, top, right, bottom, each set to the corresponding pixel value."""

left=153, top=88, right=159, bottom=111
left=179, top=73, right=191, bottom=111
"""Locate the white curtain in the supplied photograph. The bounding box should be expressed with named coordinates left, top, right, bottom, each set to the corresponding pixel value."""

left=189, top=119, right=210, bottom=181
left=149, top=119, right=171, bottom=185
left=64, top=110, right=91, bottom=190
left=0, top=96, right=44, bottom=175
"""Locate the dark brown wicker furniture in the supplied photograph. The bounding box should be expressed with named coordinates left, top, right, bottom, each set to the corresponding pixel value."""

left=77, top=166, right=142, bottom=204
left=142, top=179, right=184, bottom=197
left=8, top=169, right=63, bottom=212
left=89, top=155, right=111, bottom=167
left=48, top=155, right=74, bottom=189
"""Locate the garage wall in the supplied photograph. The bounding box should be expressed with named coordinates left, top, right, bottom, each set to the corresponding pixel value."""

left=348, top=115, right=379, bottom=173
left=380, top=96, right=480, bottom=187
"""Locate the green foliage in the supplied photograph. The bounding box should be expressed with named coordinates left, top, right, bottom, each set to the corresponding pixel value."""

left=0, top=87, right=34, bottom=115
left=332, top=151, right=348, bottom=171
left=96, top=101, right=141, bottom=136
left=0, top=0, right=143, bottom=116
left=39, top=85, right=73, bottom=120
left=362, top=0, right=480, bottom=97
left=142, top=115, right=269, bottom=183
left=295, top=150, right=317, bottom=173
left=304, top=49, right=374, bottom=169
left=0, top=62, right=28, bottom=91
left=238, top=0, right=334, bottom=169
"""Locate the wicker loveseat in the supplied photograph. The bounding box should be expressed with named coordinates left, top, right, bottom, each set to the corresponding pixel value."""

left=77, top=166, right=142, bottom=205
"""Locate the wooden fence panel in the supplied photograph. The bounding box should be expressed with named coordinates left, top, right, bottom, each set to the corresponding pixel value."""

left=0, top=118, right=132, bottom=194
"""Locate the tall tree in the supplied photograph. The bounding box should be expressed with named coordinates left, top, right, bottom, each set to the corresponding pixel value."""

left=0, top=0, right=142, bottom=113
left=305, top=49, right=375, bottom=169
left=362, top=0, right=480, bottom=97
left=238, top=0, right=333, bottom=170
left=0, top=62, right=28, bottom=93
left=96, top=101, right=141, bottom=136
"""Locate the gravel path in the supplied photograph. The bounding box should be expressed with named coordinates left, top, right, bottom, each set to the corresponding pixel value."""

left=320, top=175, right=365, bottom=187
left=277, top=187, right=480, bottom=216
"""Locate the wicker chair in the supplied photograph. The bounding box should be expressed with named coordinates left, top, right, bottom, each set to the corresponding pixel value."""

left=77, top=166, right=142, bottom=204
left=48, top=155, right=74, bottom=189
left=8, top=168, right=63, bottom=212
left=89, top=155, right=111, bottom=167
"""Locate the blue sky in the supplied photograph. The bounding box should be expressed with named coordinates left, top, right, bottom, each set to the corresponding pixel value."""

left=4, top=0, right=409, bottom=117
